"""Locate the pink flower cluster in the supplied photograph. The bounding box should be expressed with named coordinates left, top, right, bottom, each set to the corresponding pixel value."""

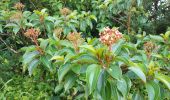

left=99, top=27, right=122, bottom=46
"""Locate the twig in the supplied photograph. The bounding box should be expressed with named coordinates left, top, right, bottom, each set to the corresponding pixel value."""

left=0, top=37, right=18, bottom=53
left=112, top=17, right=127, bottom=28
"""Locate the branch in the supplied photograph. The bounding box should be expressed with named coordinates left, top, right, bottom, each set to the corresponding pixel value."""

left=0, top=37, right=18, bottom=53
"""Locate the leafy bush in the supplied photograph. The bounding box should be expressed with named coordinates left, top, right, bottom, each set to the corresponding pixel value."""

left=0, top=0, right=170, bottom=99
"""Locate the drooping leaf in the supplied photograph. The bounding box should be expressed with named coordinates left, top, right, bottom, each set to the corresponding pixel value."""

left=86, top=64, right=101, bottom=94
left=58, top=63, right=73, bottom=83
left=129, top=67, right=146, bottom=83
left=146, top=81, right=160, bottom=100
left=23, top=50, right=39, bottom=65
left=28, top=59, right=39, bottom=76
left=155, top=73, right=170, bottom=90
left=64, top=73, right=77, bottom=91
left=117, top=78, right=128, bottom=97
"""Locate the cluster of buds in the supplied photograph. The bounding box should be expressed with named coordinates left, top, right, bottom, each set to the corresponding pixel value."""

left=10, top=12, right=23, bottom=22
left=24, top=28, right=44, bottom=54
left=99, top=27, right=123, bottom=48
left=14, top=2, right=25, bottom=11
left=143, top=41, right=156, bottom=58
left=60, top=7, right=71, bottom=16
left=53, top=27, right=63, bottom=39
left=24, top=28, right=40, bottom=42
left=67, top=32, right=84, bottom=52
left=144, top=41, right=155, bottom=53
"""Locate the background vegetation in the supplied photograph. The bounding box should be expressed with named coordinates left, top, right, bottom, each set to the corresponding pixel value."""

left=0, top=0, right=170, bottom=99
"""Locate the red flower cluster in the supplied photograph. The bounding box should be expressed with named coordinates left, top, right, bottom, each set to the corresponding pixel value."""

left=99, top=27, right=122, bottom=46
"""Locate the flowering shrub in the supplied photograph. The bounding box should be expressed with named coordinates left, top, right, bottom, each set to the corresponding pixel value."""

left=0, top=1, right=170, bottom=100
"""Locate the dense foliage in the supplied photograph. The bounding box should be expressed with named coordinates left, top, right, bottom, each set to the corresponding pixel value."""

left=0, top=0, right=170, bottom=99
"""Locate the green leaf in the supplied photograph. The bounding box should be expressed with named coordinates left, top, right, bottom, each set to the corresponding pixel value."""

left=5, top=23, right=17, bottom=28
left=50, top=55, right=64, bottom=61
left=39, top=39, right=49, bottom=50
left=132, top=92, right=143, bottom=100
left=23, top=51, right=39, bottom=65
left=146, top=81, right=160, bottom=100
left=58, top=63, right=73, bottom=83
left=40, top=56, right=52, bottom=71
left=79, top=45, right=96, bottom=54
left=54, top=84, right=63, bottom=93
left=149, top=35, right=164, bottom=42
left=64, top=73, right=77, bottom=91
left=86, top=64, right=101, bottom=94
left=129, top=67, right=146, bottom=83
left=90, top=15, right=97, bottom=22
left=111, top=39, right=124, bottom=55
left=13, top=27, right=20, bottom=34
left=0, top=24, right=3, bottom=33
left=155, top=73, right=170, bottom=90
left=28, top=59, right=39, bottom=76
left=107, top=63, right=122, bottom=80
left=117, top=78, right=127, bottom=97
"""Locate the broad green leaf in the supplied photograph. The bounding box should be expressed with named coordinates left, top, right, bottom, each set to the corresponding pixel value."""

left=54, top=84, right=63, bottom=93
left=149, top=35, right=164, bottom=42
left=39, top=39, right=49, bottom=50
left=5, top=23, right=17, bottom=28
left=50, top=55, right=64, bottom=61
left=13, top=27, right=20, bottom=34
left=23, top=51, right=39, bottom=65
left=28, top=59, right=39, bottom=76
left=90, top=15, right=97, bottom=22
left=40, top=56, right=52, bottom=71
left=132, top=92, right=143, bottom=100
left=146, top=81, right=160, bottom=100
left=64, top=73, right=77, bottom=91
left=58, top=63, right=73, bottom=83
left=86, top=64, right=101, bottom=94
left=79, top=45, right=96, bottom=54
left=111, top=39, right=124, bottom=55
left=117, top=78, right=127, bottom=97
left=155, top=73, right=170, bottom=90
left=73, top=54, right=98, bottom=64
left=107, top=63, right=122, bottom=80
left=129, top=67, right=146, bottom=83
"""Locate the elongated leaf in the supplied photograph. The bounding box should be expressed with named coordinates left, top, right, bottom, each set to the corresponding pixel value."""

left=146, top=81, right=160, bottom=100
left=149, top=35, right=164, bottom=42
left=117, top=78, right=127, bottom=97
left=64, top=73, right=77, bottom=91
left=155, top=73, right=170, bottom=90
left=23, top=51, right=39, bottom=65
left=129, top=67, right=146, bottom=83
left=28, top=59, right=39, bottom=76
left=107, top=63, right=122, bottom=80
left=79, top=45, right=96, bottom=54
left=50, top=55, right=64, bottom=61
left=86, top=64, right=101, bottom=94
left=111, top=39, right=124, bottom=55
left=58, top=63, right=73, bottom=83
left=40, top=56, right=52, bottom=71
